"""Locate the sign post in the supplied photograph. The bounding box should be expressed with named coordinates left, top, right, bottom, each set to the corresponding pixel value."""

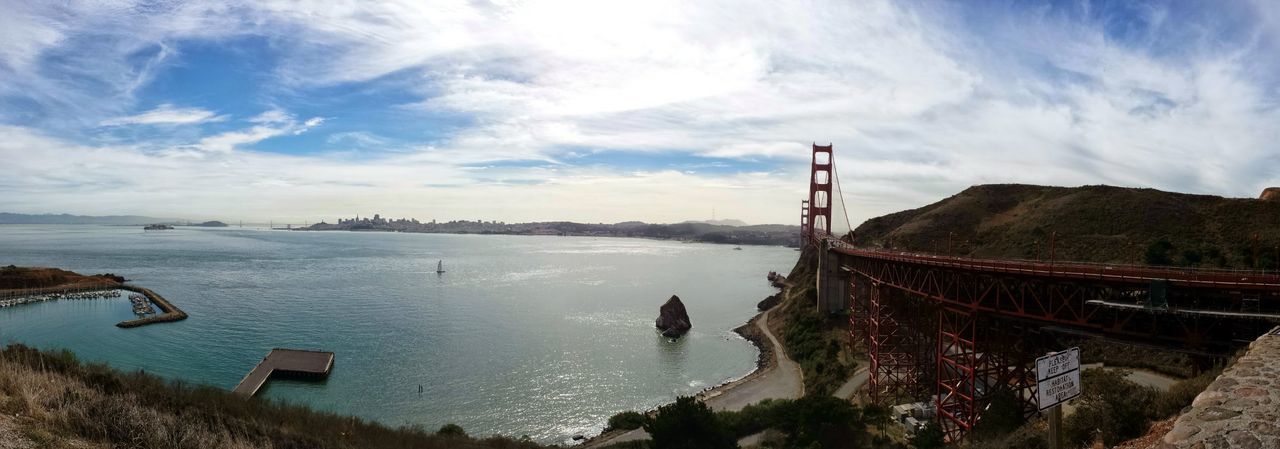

left=1035, top=348, right=1081, bottom=449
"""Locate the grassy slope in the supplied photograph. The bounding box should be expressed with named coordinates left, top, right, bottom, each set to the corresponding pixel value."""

left=853, top=184, right=1280, bottom=267
left=0, top=345, right=545, bottom=449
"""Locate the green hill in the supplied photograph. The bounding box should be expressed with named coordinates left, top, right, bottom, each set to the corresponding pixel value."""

left=852, top=184, right=1280, bottom=268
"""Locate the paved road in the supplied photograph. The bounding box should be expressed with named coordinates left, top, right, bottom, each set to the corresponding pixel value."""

left=832, top=366, right=869, bottom=400
left=1080, top=363, right=1179, bottom=391
left=705, top=308, right=803, bottom=411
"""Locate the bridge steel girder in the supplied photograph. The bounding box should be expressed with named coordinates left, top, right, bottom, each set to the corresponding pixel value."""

left=841, top=256, right=1271, bottom=352
left=849, top=276, right=869, bottom=349
left=865, top=283, right=931, bottom=404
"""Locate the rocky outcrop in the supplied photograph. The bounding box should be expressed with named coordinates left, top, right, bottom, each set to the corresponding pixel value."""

left=757, top=293, right=782, bottom=311
left=655, top=295, right=692, bottom=338
left=1261, top=187, right=1280, bottom=201
left=767, top=271, right=787, bottom=288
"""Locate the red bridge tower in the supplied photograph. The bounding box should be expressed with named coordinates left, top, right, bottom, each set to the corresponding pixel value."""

left=805, top=144, right=834, bottom=246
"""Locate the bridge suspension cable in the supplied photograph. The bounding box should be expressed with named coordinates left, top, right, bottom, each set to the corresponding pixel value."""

left=830, top=148, right=853, bottom=238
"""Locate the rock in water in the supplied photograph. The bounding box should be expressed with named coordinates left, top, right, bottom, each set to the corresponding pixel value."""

left=656, top=295, right=692, bottom=338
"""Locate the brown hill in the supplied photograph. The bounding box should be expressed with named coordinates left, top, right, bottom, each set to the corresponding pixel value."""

left=1262, top=187, right=1280, bottom=201
left=0, top=266, right=122, bottom=290
left=851, top=184, right=1280, bottom=268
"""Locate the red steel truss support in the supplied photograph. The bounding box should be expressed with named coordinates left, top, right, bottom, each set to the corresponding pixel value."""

left=849, top=277, right=868, bottom=349
left=936, top=306, right=980, bottom=442
left=865, top=283, right=929, bottom=404
left=806, top=144, right=833, bottom=246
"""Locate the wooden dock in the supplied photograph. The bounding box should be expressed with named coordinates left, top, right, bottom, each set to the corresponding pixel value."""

left=233, top=348, right=334, bottom=397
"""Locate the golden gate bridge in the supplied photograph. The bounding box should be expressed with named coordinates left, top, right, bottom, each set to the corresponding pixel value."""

left=801, top=144, right=1280, bottom=442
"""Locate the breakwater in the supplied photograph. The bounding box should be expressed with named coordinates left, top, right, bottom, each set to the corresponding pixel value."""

left=115, top=285, right=188, bottom=328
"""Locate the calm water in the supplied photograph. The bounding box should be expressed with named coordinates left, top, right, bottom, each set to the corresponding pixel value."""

left=0, top=225, right=794, bottom=442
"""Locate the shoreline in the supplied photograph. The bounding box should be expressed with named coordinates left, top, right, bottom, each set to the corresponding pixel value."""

left=289, top=227, right=799, bottom=248
left=584, top=285, right=788, bottom=447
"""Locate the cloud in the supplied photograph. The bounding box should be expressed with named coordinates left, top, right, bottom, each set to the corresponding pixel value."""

left=194, top=110, right=324, bottom=153
left=0, top=1, right=1278, bottom=225
left=0, top=125, right=799, bottom=224
left=100, top=104, right=226, bottom=126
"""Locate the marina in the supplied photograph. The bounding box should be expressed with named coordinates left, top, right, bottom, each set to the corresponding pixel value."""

left=114, top=286, right=188, bottom=328
left=0, top=289, right=122, bottom=308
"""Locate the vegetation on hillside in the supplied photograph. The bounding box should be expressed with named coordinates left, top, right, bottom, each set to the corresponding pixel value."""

left=0, top=266, right=122, bottom=290
left=610, top=396, right=904, bottom=449
left=0, top=344, right=545, bottom=449
left=852, top=184, right=1280, bottom=268
left=769, top=247, right=859, bottom=396
left=971, top=366, right=1223, bottom=449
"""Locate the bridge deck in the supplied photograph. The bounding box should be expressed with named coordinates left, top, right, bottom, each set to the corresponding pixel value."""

left=832, top=244, right=1280, bottom=290
left=233, top=348, right=333, bottom=396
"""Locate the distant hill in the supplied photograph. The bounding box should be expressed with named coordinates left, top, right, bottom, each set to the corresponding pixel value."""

left=0, top=213, right=180, bottom=225
left=303, top=217, right=802, bottom=246
left=187, top=221, right=229, bottom=227
left=683, top=219, right=749, bottom=227
left=852, top=184, right=1280, bottom=268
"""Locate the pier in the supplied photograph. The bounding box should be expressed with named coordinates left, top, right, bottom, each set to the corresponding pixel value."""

left=233, top=348, right=334, bottom=397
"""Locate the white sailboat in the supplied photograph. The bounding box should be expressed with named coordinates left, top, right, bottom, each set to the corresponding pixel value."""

left=436, top=260, right=446, bottom=274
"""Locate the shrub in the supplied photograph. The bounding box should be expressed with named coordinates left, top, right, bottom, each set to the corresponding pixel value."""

left=1155, top=367, right=1221, bottom=418
left=437, top=423, right=468, bottom=437
left=911, top=422, right=945, bottom=449
left=1145, top=239, right=1173, bottom=265
left=1063, top=369, right=1158, bottom=447
left=606, top=411, right=646, bottom=431
left=643, top=396, right=736, bottom=449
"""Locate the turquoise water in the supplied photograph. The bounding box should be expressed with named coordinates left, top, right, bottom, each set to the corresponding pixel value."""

left=0, top=225, right=794, bottom=442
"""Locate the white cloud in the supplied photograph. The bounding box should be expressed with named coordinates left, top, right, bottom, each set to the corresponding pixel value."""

left=0, top=125, right=799, bottom=224
left=1, top=1, right=1279, bottom=225
left=194, top=110, right=324, bottom=153
left=100, top=104, right=226, bottom=126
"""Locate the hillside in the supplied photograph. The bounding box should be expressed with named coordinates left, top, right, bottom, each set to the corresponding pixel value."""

left=0, top=213, right=180, bottom=225
left=0, top=266, right=124, bottom=290
left=0, top=344, right=545, bottom=449
left=852, top=184, right=1280, bottom=268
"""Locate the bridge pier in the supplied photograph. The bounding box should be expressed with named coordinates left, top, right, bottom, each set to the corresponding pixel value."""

left=817, top=241, right=851, bottom=314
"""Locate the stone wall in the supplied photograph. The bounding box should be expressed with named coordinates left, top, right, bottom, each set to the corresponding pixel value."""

left=1160, top=327, right=1280, bottom=448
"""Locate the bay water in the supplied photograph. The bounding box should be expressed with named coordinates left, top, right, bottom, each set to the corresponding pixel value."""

left=0, top=225, right=794, bottom=442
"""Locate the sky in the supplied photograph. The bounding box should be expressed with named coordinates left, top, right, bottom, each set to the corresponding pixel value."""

left=2, top=0, right=1279, bottom=226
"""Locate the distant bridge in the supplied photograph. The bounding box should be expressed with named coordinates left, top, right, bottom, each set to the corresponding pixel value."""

left=801, top=144, right=1280, bottom=442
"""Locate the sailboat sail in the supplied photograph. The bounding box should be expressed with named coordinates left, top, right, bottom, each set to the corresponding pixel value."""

left=436, top=260, right=445, bottom=273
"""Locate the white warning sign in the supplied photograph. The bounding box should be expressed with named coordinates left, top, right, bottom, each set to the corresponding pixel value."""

left=1035, top=348, right=1081, bottom=411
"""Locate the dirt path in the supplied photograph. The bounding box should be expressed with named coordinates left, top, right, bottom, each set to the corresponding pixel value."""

left=587, top=307, right=804, bottom=447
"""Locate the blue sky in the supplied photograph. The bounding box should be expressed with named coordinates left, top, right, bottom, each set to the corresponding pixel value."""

left=2, top=0, right=1278, bottom=225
